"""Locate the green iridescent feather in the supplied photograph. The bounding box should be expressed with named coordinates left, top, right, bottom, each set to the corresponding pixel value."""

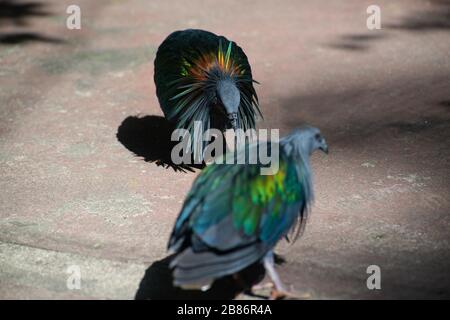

left=171, top=144, right=305, bottom=248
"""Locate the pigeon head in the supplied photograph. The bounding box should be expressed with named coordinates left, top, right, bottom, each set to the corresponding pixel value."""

left=281, top=126, right=328, bottom=157
left=216, top=78, right=240, bottom=129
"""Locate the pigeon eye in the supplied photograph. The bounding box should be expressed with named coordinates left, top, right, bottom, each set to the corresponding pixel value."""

left=314, top=133, right=321, bottom=140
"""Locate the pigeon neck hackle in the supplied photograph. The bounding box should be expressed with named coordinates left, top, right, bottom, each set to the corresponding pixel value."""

left=180, top=40, right=244, bottom=80
left=177, top=40, right=244, bottom=113
left=168, top=39, right=260, bottom=131
left=280, top=129, right=316, bottom=206
left=155, top=29, right=263, bottom=161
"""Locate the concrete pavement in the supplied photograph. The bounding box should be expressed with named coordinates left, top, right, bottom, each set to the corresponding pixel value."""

left=0, top=0, right=449, bottom=299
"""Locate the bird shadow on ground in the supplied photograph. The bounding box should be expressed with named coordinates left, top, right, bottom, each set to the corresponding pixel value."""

left=0, top=0, right=65, bottom=45
left=116, top=115, right=204, bottom=173
left=135, top=254, right=266, bottom=300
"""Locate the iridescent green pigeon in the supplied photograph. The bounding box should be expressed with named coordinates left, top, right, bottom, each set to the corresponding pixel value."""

left=168, top=126, right=328, bottom=299
left=154, top=29, right=261, bottom=161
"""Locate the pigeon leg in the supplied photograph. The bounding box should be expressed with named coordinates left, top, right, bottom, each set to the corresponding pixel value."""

left=263, top=252, right=310, bottom=300
left=263, top=252, right=287, bottom=297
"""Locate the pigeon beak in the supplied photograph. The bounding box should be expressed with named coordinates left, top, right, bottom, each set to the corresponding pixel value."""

left=320, top=141, right=329, bottom=154
left=228, top=112, right=238, bottom=130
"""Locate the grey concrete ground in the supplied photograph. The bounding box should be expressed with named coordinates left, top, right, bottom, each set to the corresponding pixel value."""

left=0, top=0, right=449, bottom=299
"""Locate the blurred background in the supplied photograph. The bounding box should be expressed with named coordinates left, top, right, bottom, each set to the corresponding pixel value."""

left=0, top=0, right=449, bottom=299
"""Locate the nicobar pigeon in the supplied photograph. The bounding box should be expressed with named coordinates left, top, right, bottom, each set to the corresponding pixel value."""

left=168, top=126, right=328, bottom=299
left=154, top=29, right=261, bottom=160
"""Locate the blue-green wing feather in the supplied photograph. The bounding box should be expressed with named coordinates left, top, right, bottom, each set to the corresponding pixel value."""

left=168, top=144, right=306, bottom=253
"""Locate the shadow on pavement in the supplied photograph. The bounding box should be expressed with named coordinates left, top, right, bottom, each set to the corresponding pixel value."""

left=116, top=115, right=204, bottom=173
left=328, top=33, right=388, bottom=51
left=135, top=254, right=265, bottom=300
left=387, top=0, right=450, bottom=31
left=330, top=0, right=450, bottom=52
left=0, top=0, right=64, bottom=45
left=0, top=0, right=50, bottom=26
left=439, top=100, right=450, bottom=109
left=279, top=84, right=450, bottom=147
left=0, top=32, right=64, bottom=45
